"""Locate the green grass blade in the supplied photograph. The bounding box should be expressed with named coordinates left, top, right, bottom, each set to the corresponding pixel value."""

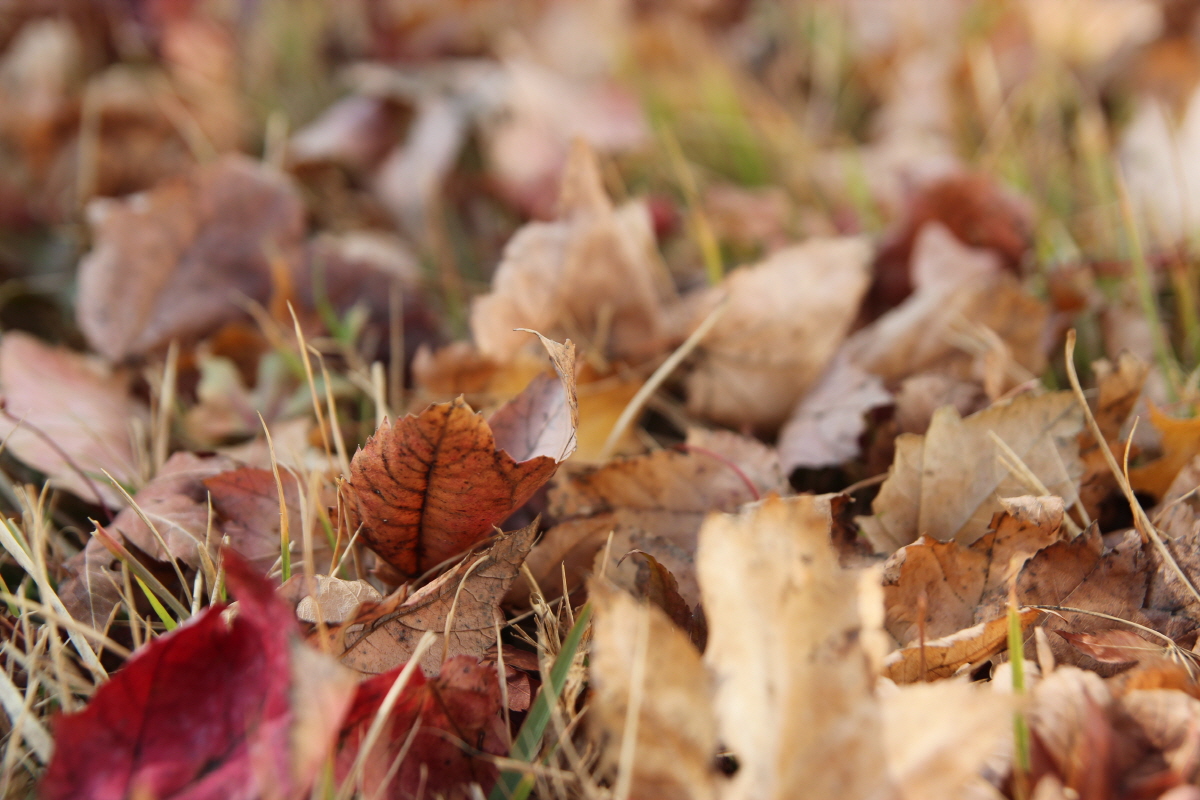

left=490, top=603, right=592, bottom=800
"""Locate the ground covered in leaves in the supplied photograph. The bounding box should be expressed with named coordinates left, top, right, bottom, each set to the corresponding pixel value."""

left=7, top=1, right=1200, bottom=799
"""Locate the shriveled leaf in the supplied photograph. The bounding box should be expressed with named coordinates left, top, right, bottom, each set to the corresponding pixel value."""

left=860, top=392, right=1083, bottom=553
left=296, top=577, right=383, bottom=624
left=522, top=429, right=785, bottom=605
left=335, top=655, right=506, bottom=800
left=698, top=495, right=887, bottom=800
left=1011, top=528, right=1157, bottom=670
left=1026, top=667, right=1122, bottom=798
left=471, top=139, right=671, bottom=363
left=881, top=609, right=1041, bottom=683
left=883, top=496, right=1066, bottom=645
left=847, top=223, right=1047, bottom=388
left=684, top=237, right=871, bottom=432
left=76, top=154, right=306, bottom=361
left=338, top=523, right=536, bottom=676
left=589, top=582, right=718, bottom=800
left=778, top=353, right=892, bottom=471
left=0, top=331, right=148, bottom=506
left=1057, top=629, right=1165, bottom=665
left=488, top=335, right=578, bottom=463
left=41, top=552, right=357, bottom=800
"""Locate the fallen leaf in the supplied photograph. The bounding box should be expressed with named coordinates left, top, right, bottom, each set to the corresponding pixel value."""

left=859, top=391, right=1083, bottom=553
left=846, top=223, right=1047, bottom=389
left=1026, top=667, right=1125, bottom=799
left=75, top=154, right=306, bottom=361
left=883, top=496, right=1067, bottom=645
left=588, top=581, right=718, bottom=800
left=521, top=429, right=785, bottom=605
left=881, top=609, right=1041, bottom=683
left=1131, top=405, right=1200, bottom=499
left=1013, top=528, right=1158, bottom=670
left=41, top=552, right=357, bottom=800
left=865, top=174, right=1031, bottom=319
left=778, top=352, right=892, bottom=472
left=335, top=655, right=506, bottom=800
left=296, top=577, right=383, bottom=624
left=879, top=681, right=1015, bottom=798
left=1119, top=689, right=1200, bottom=782
left=0, top=331, right=148, bottom=507
left=347, top=339, right=574, bottom=577
left=471, top=139, right=672, bottom=364
left=697, top=495, right=886, bottom=800
left=684, top=236, right=872, bottom=432
left=337, top=523, right=536, bottom=676
left=108, top=452, right=302, bottom=573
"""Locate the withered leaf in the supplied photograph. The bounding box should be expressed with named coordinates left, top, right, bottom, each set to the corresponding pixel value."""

left=860, top=391, right=1083, bottom=553
left=76, top=154, right=306, bottom=361
left=684, top=237, right=872, bottom=432
left=338, top=523, right=536, bottom=676
left=471, top=139, right=671, bottom=363
left=881, top=609, right=1041, bottom=683
left=348, top=340, right=574, bottom=577
left=589, top=582, right=718, bottom=800
left=1057, top=629, right=1165, bottom=665
left=0, top=331, right=148, bottom=507
left=522, top=429, right=785, bottom=606
left=883, top=495, right=1067, bottom=646
left=698, top=496, right=885, bottom=800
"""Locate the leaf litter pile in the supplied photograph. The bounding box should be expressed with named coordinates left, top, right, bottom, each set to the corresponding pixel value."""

left=11, top=2, right=1200, bottom=799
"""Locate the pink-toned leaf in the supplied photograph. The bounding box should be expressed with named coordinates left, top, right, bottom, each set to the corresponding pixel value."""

left=0, top=331, right=148, bottom=506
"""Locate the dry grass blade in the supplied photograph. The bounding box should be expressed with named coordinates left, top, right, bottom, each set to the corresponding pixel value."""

left=1064, top=330, right=1200, bottom=606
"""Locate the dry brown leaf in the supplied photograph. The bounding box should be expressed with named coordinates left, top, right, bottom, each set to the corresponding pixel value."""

left=471, top=139, right=671, bottom=363
left=346, top=338, right=575, bottom=577
left=1027, top=667, right=1126, bottom=799
left=1013, top=528, right=1157, bottom=671
left=697, top=495, right=887, bottom=800
left=76, top=154, right=306, bottom=361
left=881, top=609, right=1041, bottom=683
left=1131, top=405, right=1200, bottom=499
left=1146, top=455, right=1200, bottom=618
left=860, top=391, right=1083, bottom=553
left=684, top=237, right=871, bottom=432
left=521, top=429, right=785, bottom=605
left=588, top=582, right=718, bottom=800
left=0, top=331, right=148, bottom=506
left=337, top=523, right=536, bottom=676
left=883, top=496, right=1067, bottom=646
left=778, top=352, right=892, bottom=472
left=846, top=223, right=1047, bottom=388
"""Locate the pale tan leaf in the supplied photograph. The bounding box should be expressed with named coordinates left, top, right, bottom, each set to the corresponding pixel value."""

left=860, top=392, right=1083, bottom=553
left=589, top=582, right=718, bottom=800
left=881, top=609, right=1041, bottom=683
left=698, top=495, right=888, bottom=800
left=685, top=237, right=872, bottom=432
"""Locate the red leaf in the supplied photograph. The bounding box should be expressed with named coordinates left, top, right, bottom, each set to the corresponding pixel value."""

left=336, top=655, right=506, bottom=800
left=40, top=552, right=353, bottom=800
